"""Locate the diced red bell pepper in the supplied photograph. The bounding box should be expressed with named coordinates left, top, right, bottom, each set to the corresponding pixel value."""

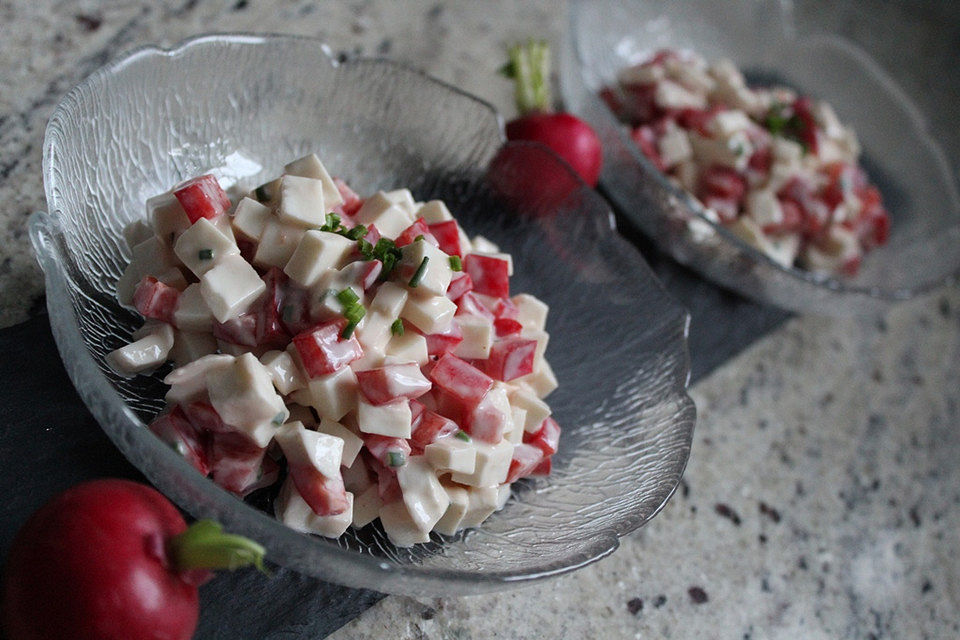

left=463, top=254, right=510, bottom=298
left=173, top=174, right=231, bottom=224
left=463, top=390, right=510, bottom=443
left=631, top=125, right=666, bottom=171
left=677, top=105, right=725, bottom=136
left=598, top=86, right=624, bottom=115
left=133, top=276, right=180, bottom=324
left=292, top=319, right=364, bottom=377
left=494, top=317, right=523, bottom=337
left=700, top=165, right=747, bottom=202
left=427, top=220, right=465, bottom=257
left=377, top=467, right=402, bottom=503
left=356, top=363, right=432, bottom=405
left=359, top=260, right=382, bottom=290
left=212, top=312, right=258, bottom=347
left=254, top=268, right=290, bottom=350
left=763, top=198, right=804, bottom=236
left=333, top=177, right=364, bottom=217
left=531, top=456, right=552, bottom=476
left=820, top=162, right=854, bottom=209
left=446, top=272, right=473, bottom=301
left=482, top=337, right=538, bottom=382
left=148, top=406, right=209, bottom=475
left=288, top=462, right=350, bottom=516
left=506, top=443, right=545, bottom=483
left=428, top=353, right=494, bottom=410
left=409, top=399, right=427, bottom=428
left=491, top=297, right=519, bottom=320
left=456, top=291, right=496, bottom=322
left=363, top=434, right=412, bottom=469
left=433, top=388, right=467, bottom=426
left=746, top=146, right=772, bottom=180
left=207, top=431, right=268, bottom=497
left=624, top=84, right=660, bottom=123
left=394, top=218, right=439, bottom=248
left=702, top=196, right=739, bottom=225
left=423, top=320, right=463, bottom=357
left=524, top=417, right=561, bottom=456
left=792, top=97, right=821, bottom=156
left=182, top=400, right=234, bottom=434
left=410, top=410, right=459, bottom=454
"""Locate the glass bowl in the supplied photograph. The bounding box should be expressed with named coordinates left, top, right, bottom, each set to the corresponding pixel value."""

left=561, top=0, right=960, bottom=315
left=30, top=34, right=695, bottom=595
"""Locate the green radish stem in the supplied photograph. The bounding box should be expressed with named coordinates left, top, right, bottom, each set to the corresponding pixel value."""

left=169, top=520, right=268, bottom=574
left=501, top=39, right=552, bottom=115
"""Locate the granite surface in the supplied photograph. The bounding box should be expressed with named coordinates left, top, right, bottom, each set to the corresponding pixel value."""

left=1, top=1, right=959, bottom=638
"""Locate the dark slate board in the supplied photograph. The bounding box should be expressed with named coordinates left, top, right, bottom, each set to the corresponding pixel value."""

left=0, top=236, right=787, bottom=638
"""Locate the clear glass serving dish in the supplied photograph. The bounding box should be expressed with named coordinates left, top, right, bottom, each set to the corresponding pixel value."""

left=30, top=34, right=695, bottom=595
left=561, top=0, right=960, bottom=315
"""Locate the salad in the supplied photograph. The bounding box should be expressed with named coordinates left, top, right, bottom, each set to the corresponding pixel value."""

left=108, top=154, right=559, bottom=547
left=602, top=49, right=890, bottom=276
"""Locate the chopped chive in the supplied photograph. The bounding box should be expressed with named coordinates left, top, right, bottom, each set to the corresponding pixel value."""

left=408, top=256, right=430, bottom=288
left=336, top=288, right=359, bottom=306
left=448, top=255, right=462, bottom=271
left=345, top=224, right=368, bottom=240
left=414, top=234, right=425, bottom=242
left=454, top=430, right=471, bottom=442
left=343, top=304, right=366, bottom=324
left=387, top=451, right=406, bottom=467
left=198, top=248, right=214, bottom=261
left=341, top=321, right=358, bottom=340
left=271, top=412, right=286, bottom=426
left=357, top=238, right=374, bottom=259
left=391, top=318, right=405, bottom=336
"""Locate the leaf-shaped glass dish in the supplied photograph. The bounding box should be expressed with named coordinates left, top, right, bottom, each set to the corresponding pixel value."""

left=561, top=0, right=960, bottom=315
left=30, top=34, right=694, bottom=595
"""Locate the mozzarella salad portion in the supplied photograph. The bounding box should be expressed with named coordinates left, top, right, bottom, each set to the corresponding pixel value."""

left=602, top=49, right=890, bottom=276
left=108, top=153, right=559, bottom=546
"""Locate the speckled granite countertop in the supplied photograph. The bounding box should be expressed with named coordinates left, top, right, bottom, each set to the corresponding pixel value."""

left=2, top=1, right=958, bottom=638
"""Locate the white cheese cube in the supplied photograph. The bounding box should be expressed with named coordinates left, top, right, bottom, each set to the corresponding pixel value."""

left=148, top=192, right=191, bottom=248
left=425, top=437, right=477, bottom=475
left=665, top=58, right=716, bottom=94
left=278, top=175, right=327, bottom=228
left=304, top=365, right=358, bottom=421
left=433, top=484, right=470, bottom=535
left=708, top=110, right=754, bottom=139
left=415, top=200, right=454, bottom=224
left=350, top=344, right=386, bottom=371
left=276, top=478, right=353, bottom=538
left=231, top=197, right=271, bottom=240
left=675, top=160, right=700, bottom=192
left=745, top=189, right=783, bottom=228
left=274, top=421, right=344, bottom=478
left=356, top=311, right=393, bottom=355
left=352, top=485, right=382, bottom=528
left=511, top=294, right=548, bottom=331
left=283, top=230, right=355, bottom=287
left=206, top=353, right=286, bottom=447
left=163, top=354, right=234, bottom=405
left=370, top=282, right=409, bottom=317
left=156, top=267, right=188, bottom=292
left=506, top=406, right=527, bottom=445
left=216, top=340, right=256, bottom=357
left=106, top=323, right=175, bottom=376
left=397, top=456, right=450, bottom=532
left=767, top=233, right=801, bottom=268
left=401, top=294, right=456, bottom=335
left=259, top=349, right=307, bottom=396
left=772, top=137, right=804, bottom=166
left=400, top=239, right=453, bottom=297
left=173, top=284, right=214, bottom=332
left=654, top=79, right=707, bottom=110
left=200, top=255, right=266, bottom=323
left=510, top=388, right=552, bottom=432
left=458, top=486, right=500, bottom=529
left=689, top=131, right=752, bottom=171
left=174, top=217, right=240, bottom=278
left=123, top=219, right=153, bottom=250
left=316, top=418, right=364, bottom=468
left=133, top=234, right=178, bottom=274
left=516, top=358, right=559, bottom=399
left=384, top=331, right=429, bottom=366
left=169, top=330, right=218, bottom=367
left=354, top=192, right=414, bottom=239
left=250, top=176, right=282, bottom=205
left=803, top=226, right=859, bottom=274
left=283, top=154, right=344, bottom=209
left=616, top=63, right=664, bottom=86
left=379, top=500, right=431, bottom=547
left=357, top=398, right=411, bottom=438
left=657, top=123, right=693, bottom=169
left=450, top=439, right=513, bottom=488
left=521, top=328, right=550, bottom=367
left=384, top=188, right=417, bottom=215
left=470, top=235, right=500, bottom=254
left=253, top=218, right=305, bottom=269
left=728, top=216, right=773, bottom=255
left=452, top=315, right=493, bottom=360
left=495, top=483, right=511, bottom=510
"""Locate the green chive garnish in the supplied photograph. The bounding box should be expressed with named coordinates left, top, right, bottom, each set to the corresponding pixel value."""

left=344, top=304, right=366, bottom=324
left=454, top=430, right=471, bottom=442
left=271, top=412, right=286, bottom=426
left=387, top=451, right=406, bottom=467
left=391, top=319, right=404, bottom=336
left=448, top=255, right=462, bottom=271
left=198, top=248, right=213, bottom=260
left=345, top=224, right=368, bottom=240
left=414, top=234, right=425, bottom=242
left=408, top=256, right=429, bottom=288
left=337, top=288, right=359, bottom=306
left=341, top=321, right=358, bottom=340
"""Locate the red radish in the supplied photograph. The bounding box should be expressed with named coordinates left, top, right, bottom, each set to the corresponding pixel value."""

left=355, top=363, right=432, bottom=405
left=428, top=353, right=494, bottom=410
left=133, top=276, right=179, bottom=324
left=491, top=296, right=519, bottom=320
left=358, top=260, right=383, bottom=290
left=292, top=319, right=364, bottom=377
left=173, top=174, right=231, bottom=224
left=501, top=40, right=603, bottom=186
left=2, top=479, right=265, bottom=640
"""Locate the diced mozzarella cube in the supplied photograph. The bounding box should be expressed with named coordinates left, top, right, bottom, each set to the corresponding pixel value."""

left=148, top=191, right=191, bottom=248
left=384, top=331, right=429, bottom=366
left=464, top=382, right=513, bottom=443
left=657, top=124, right=693, bottom=169
left=495, top=483, right=512, bottom=510
left=356, top=311, right=393, bottom=355
left=728, top=216, right=773, bottom=254
left=516, top=358, right=559, bottom=399
left=304, top=365, right=359, bottom=421
left=745, top=189, right=783, bottom=228
left=278, top=175, right=327, bottom=228
left=354, top=192, right=414, bottom=239
left=123, top=219, right=153, bottom=249
left=384, top=188, right=417, bottom=215
left=379, top=500, right=431, bottom=547
left=509, top=388, right=552, bottom=433
left=156, top=267, right=188, bottom=292
left=253, top=218, right=305, bottom=269
left=174, top=217, right=240, bottom=278
left=399, top=239, right=453, bottom=297
left=675, top=160, right=700, bottom=192
left=370, top=282, right=409, bottom=317
left=283, top=230, right=355, bottom=287
left=200, top=255, right=266, bottom=323
left=357, top=398, right=412, bottom=438
left=803, top=226, right=860, bottom=274
left=654, top=79, right=707, bottom=110
left=450, top=439, right=513, bottom=487
left=276, top=478, right=353, bottom=538
left=767, top=234, right=801, bottom=268
left=173, top=283, right=213, bottom=332
left=708, top=110, right=754, bottom=139
left=206, top=353, right=286, bottom=447
left=425, top=437, right=476, bottom=474
left=470, top=235, right=500, bottom=254
left=316, top=418, right=364, bottom=467
left=251, top=176, right=282, bottom=205
left=401, top=294, right=456, bottom=334
left=397, top=456, right=450, bottom=532
left=616, top=62, right=664, bottom=86
left=106, top=322, right=175, bottom=376
left=416, top=200, right=454, bottom=224
left=664, top=57, right=716, bottom=93
left=231, top=197, right=271, bottom=240
left=163, top=354, right=234, bottom=404
left=772, top=137, right=804, bottom=166
left=452, top=315, right=493, bottom=360
left=275, top=421, right=344, bottom=478
left=505, top=405, right=527, bottom=445
left=352, top=484, right=382, bottom=528
left=689, top=131, right=752, bottom=171
left=259, top=349, right=308, bottom=395
left=170, top=330, right=218, bottom=367
left=433, top=483, right=470, bottom=535
left=457, top=486, right=500, bottom=529
left=511, top=294, right=548, bottom=331
left=283, top=154, right=344, bottom=209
